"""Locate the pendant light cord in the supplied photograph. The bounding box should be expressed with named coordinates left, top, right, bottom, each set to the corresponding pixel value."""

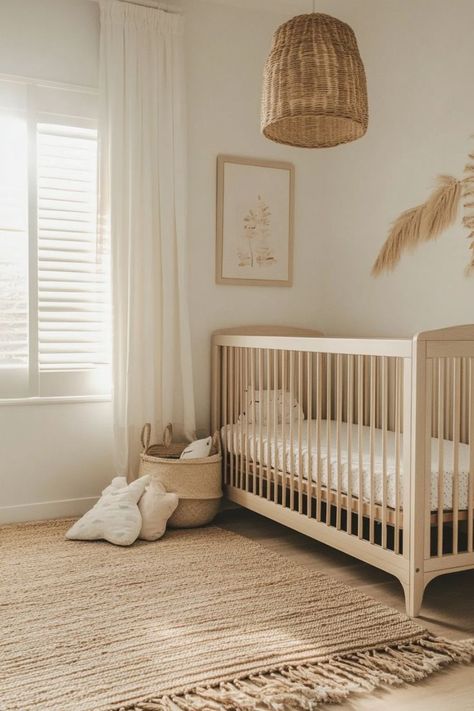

left=312, top=0, right=315, bottom=12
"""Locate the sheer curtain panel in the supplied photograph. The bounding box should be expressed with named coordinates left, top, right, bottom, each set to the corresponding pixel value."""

left=99, top=0, right=195, bottom=477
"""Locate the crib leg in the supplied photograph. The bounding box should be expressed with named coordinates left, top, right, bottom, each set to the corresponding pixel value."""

left=402, top=578, right=425, bottom=617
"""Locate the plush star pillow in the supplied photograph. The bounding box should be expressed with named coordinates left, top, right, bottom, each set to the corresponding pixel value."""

left=66, top=476, right=150, bottom=547
left=138, top=479, right=179, bottom=541
left=94, top=475, right=179, bottom=542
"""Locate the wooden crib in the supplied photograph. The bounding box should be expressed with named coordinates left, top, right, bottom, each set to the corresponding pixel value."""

left=210, top=324, right=474, bottom=616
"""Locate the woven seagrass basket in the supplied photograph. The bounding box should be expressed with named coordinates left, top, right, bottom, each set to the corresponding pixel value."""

left=138, top=424, right=222, bottom=528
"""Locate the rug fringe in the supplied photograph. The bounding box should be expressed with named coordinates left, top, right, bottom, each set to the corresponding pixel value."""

left=124, top=635, right=474, bottom=711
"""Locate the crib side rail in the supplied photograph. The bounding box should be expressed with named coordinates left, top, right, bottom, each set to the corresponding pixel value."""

left=415, top=326, right=474, bottom=567
left=213, top=334, right=412, bottom=358
left=211, top=331, right=414, bottom=565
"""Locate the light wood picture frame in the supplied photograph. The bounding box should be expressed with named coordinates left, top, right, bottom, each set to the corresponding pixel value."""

left=216, top=155, right=294, bottom=286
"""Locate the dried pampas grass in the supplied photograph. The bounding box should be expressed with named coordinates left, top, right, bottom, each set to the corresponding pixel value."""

left=372, top=176, right=462, bottom=276
left=463, top=153, right=474, bottom=274
left=371, top=206, right=423, bottom=276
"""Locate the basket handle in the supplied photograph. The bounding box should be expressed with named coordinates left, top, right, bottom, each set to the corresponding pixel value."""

left=141, top=423, right=151, bottom=453
left=212, top=430, right=222, bottom=456
left=163, top=423, right=173, bottom=448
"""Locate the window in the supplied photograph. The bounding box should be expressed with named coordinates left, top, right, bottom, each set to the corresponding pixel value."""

left=0, top=78, right=110, bottom=400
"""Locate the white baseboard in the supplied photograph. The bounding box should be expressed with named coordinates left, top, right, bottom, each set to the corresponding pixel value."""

left=1, top=496, right=239, bottom=525
left=0, top=496, right=98, bottom=525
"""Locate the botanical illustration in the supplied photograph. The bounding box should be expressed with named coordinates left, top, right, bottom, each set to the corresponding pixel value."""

left=237, top=195, right=277, bottom=269
left=218, top=157, right=293, bottom=285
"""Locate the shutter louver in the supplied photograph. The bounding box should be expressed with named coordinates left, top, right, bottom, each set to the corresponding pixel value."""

left=37, top=124, right=110, bottom=371
left=0, top=115, right=29, bottom=369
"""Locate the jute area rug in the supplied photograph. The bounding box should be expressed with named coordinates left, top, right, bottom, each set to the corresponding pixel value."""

left=1, top=520, right=473, bottom=711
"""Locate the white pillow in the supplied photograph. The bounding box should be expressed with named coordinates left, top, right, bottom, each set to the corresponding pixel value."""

left=101, top=476, right=128, bottom=496
left=138, top=479, right=179, bottom=541
left=240, top=389, right=304, bottom=425
left=66, top=476, right=149, bottom=547
left=180, top=436, right=212, bottom=459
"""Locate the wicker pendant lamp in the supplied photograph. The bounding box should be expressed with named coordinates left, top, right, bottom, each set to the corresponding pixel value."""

left=261, top=12, right=368, bottom=148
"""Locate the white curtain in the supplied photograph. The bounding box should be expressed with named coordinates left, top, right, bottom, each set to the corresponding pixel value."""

left=99, top=0, right=195, bottom=478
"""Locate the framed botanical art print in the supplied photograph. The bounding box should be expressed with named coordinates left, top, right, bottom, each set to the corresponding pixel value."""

left=216, top=155, right=294, bottom=286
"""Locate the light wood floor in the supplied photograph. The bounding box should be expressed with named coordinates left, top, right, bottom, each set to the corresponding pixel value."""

left=215, top=506, right=474, bottom=711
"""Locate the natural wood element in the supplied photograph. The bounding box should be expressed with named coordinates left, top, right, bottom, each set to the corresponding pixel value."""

left=212, top=325, right=323, bottom=338
left=229, top=459, right=471, bottom=527
left=417, top=323, right=474, bottom=341
left=212, top=325, right=474, bottom=618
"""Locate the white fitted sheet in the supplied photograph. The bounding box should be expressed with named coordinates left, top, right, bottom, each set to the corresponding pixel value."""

left=222, top=420, right=472, bottom=512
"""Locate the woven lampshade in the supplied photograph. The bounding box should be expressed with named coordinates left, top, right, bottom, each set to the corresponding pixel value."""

left=261, top=13, right=368, bottom=148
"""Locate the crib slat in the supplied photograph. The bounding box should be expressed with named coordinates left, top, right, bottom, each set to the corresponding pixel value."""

left=222, top=346, right=228, bottom=485
left=326, top=353, right=332, bottom=526
left=237, top=347, right=242, bottom=489
left=231, top=350, right=236, bottom=485
left=369, top=356, right=376, bottom=544
left=289, top=351, right=295, bottom=511
left=394, top=358, right=401, bottom=555
left=240, top=348, right=244, bottom=489
left=469, top=358, right=474, bottom=553
left=381, top=356, right=388, bottom=549
left=424, top=358, right=433, bottom=556
left=273, top=349, right=279, bottom=505
left=234, top=348, right=242, bottom=486
left=347, top=355, right=354, bottom=535
left=244, top=349, right=250, bottom=492
left=307, top=352, right=313, bottom=519
left=281, top=351, right=287, bottom=509
left=453, top=357, right=461, bottom=555
left=229, top=347, right=234, bottom=487
left=467, top=358, right=474, bottom=553
left=251, top=348, right=256, bottom=495
left=437, top=358, right=445, bottom=557
left=357, top=355, right=364, bottom=539
left=336, top=354, right=342, bottom=530
left=297, top=351, right=304, bottom=514
left=266, top=349, right=271, bottom=500
left=258, top=349, right=264, bottom=498
left=316, top=353, right=322, bottom=522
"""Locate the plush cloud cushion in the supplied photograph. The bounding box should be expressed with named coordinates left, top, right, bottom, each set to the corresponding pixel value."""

left=66, top=476, right=149, bottom=546
left=180, top=436, right=212, bottom=459
left=138, top=479, right=179, bottom=541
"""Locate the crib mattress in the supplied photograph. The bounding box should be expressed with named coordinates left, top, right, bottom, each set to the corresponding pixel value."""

left=222, top=420, right=472, bottom=512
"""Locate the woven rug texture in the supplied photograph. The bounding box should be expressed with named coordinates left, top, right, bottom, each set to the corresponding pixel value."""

left=0, top=519, right=473, bottom=711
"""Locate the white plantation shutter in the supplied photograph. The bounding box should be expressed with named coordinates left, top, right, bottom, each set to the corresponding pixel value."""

left=37, top=123, right=110, bottom=372
left=0, top=114, right=29, bottom=370
left=0, top=77, right=110, bottom=400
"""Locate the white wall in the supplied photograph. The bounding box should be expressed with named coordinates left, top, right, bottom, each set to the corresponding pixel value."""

left=184, top=0, right=327, bottom=432
left=308, top=0, right=474, bottom=338
left=0, top=0, right=114, bottom=523
left=0, top=402, right=113, bottom=522
left=0, top=0, right=99, bottom=86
